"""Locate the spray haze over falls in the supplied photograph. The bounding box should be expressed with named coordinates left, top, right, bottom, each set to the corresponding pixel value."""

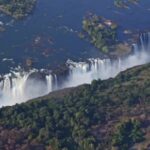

left=0, top=33, right=150, bottom=107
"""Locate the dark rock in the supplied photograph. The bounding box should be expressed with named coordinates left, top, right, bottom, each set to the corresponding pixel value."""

left=25, top=72, right=47, bottom=97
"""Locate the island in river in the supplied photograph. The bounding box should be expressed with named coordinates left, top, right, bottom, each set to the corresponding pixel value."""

left=79, top=13, right=132, bottom=57
left=0, top=0, right=37, bottom=19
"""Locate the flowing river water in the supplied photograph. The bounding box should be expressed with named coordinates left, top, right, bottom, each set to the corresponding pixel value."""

left=0, top=0, right=150, bottom=106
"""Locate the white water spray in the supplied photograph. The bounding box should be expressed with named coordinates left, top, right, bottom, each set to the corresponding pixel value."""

left=0, top=33, right=150, bottom=107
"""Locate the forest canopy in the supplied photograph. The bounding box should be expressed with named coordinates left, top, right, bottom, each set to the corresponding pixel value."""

left=0, top=63, right=149, bottom=149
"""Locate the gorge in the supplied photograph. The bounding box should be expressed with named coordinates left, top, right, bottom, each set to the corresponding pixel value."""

left=0, top=32, right=150, bottom=107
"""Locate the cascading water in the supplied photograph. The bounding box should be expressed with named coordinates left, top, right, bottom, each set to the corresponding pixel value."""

left=0, top=33, right=150, bottom=107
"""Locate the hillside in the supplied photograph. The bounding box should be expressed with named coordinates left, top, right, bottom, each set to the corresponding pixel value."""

left=0, top=63, right=150, bottom=150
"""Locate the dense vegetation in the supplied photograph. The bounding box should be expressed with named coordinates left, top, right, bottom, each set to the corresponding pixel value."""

left=112, top=119, right=144, bottom=149
left=80, top=14, right=118, bottom=53
left=0, top=63, right=150, bottom=150
left=0, top=0, right=36, bottom=19
left=80, top=14, right=132, bottom=56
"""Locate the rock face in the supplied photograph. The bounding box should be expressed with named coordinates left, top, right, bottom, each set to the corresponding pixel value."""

left=26, top=72, right=47, bottom=83
left=25, top=72, right=47, bottom=98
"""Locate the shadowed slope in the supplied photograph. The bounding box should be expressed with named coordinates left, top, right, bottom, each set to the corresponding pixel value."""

left=0, top=63, right=149, bottom=150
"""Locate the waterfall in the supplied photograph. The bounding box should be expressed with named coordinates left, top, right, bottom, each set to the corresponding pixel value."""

left=0, top=33, right=150, bottom=107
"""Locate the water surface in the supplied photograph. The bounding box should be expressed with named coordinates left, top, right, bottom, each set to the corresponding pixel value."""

left=0, top=0, right=150, bottom=73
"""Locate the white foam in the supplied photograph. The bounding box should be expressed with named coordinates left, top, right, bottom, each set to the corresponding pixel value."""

left=0, top=33, right=150, bottom=107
